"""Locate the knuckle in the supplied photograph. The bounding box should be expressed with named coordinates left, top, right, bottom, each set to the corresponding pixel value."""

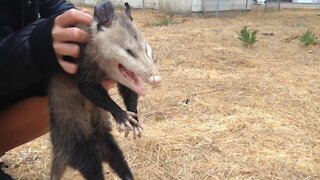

left=71, top=28, right=81, bottom=39
left=54, top=15, right=61, bottom=24
left=52, top=27, right=61, bottom=39
left=67, top=9, right=77, bottom=17
left=81, top=8, right=88, bottom=13
left=53, top=43, right=62, bottom=54
left=52, top=42, right=58, bottom=49
left=71, top=45, right=80, bottom=57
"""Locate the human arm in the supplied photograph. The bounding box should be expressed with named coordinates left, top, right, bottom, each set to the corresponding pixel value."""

left=0, top=0, right=74, bottom=96
left=0, top=1, right=114, bottom=97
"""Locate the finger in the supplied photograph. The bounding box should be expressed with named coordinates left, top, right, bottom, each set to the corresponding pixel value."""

left=107, top=79, right=117, bottom=84
left=56, top=9, right=92, bottom=27
left=127, top=111, right=138, bottom=117
left=101, top=79, right=116, bottom=90
left=137, top=127, right=143, bottom=138
left=57, top=58, right=78, bottom=74
left=127, top=116, right=139, bottom=125
left=116, top=124, right=124, bottom=132
left=139, top=125, right=144, bottom=131
left=125, top=127, right=130, bottom=137
left=119, top=124, right=125, bottom=132
left=138, top=127, right=143, bottom=137
left=81, top=8, right=91, bottom=14
left=53, top=27, right=90, bottom=43
left=53, top=42, right=80, bottom=59
left=116, top=124, right=121, bottom=132
left=133, top=127, right=138, bottom=139
left=124, top=121, right=133, bottom=130
left=120, top=123, right=125, bottom=131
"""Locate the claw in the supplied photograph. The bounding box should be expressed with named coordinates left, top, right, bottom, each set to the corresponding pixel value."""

left=124, top=120, right=133, bottom=130
left=137, top=127, right=143, bottom=137
left=133, top=127, right=138, bottom=139
left=120, top=123, right=125, bottom=131
left=116, top=124, right=123, bottom=132
left=125, top=127, right=130, bottom=137
left=115, top=111, right=144, bottom=138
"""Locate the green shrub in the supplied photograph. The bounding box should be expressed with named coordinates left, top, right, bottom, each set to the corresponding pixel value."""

left=300, top=30, right=316, bottom=47
left=144, top=10, right=187, bottom=27
left=154, top=15, right=175, bottom=26
left=238, top=26, right=257, bottom=48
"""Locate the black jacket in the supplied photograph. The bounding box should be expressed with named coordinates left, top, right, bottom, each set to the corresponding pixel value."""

left=0, top=0, right=74, bottom=98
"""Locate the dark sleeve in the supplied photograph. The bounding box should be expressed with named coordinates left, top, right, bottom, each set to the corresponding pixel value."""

left=0, top=1, right=74, bottom=97
left=39, top=0, right=74, bottom=18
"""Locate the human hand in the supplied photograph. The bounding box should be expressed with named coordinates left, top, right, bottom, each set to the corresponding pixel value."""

left=101, top=79, right=116, bottom=90
left=52, top=9, right=116, bottom=90
left=52, top=9, right=92, bottom=74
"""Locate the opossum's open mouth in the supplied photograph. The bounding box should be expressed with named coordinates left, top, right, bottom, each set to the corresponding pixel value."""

left=118, top=64, right=146, bottom=96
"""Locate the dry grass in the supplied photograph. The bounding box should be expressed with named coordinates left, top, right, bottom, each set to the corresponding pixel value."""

left=2, top=8, right=320, bottom=179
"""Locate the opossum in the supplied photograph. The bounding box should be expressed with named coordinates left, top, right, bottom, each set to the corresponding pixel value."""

left=48, top=1, right=161, bottom=180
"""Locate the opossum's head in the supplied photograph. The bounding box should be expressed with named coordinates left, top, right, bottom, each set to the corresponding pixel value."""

left=89, top=1, right=161, bottom=96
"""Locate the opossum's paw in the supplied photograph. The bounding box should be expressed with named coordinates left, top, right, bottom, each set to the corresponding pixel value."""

left=116, top=111, right=143, bottom=139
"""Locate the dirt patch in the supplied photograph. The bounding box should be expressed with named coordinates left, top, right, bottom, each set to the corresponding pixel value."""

left=2, top=8, right=320, bottom=179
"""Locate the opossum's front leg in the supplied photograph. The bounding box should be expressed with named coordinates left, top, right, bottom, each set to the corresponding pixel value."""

left=118, top=84, right=143, bottom=138
left=78, top=82, right=142, bottom=135
left=118, top=84, right=138, bottom=114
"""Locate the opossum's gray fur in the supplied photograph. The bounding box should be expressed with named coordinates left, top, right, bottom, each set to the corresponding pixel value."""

left=49, top=1, right=160, bottom=180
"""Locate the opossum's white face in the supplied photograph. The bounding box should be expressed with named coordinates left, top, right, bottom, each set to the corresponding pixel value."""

left=89, top=13, right=161, bottom=96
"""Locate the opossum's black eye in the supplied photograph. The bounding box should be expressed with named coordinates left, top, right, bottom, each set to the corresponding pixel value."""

left=126, top=49, right=136, bottom=58
left=97, top=23, right=104, bottom=31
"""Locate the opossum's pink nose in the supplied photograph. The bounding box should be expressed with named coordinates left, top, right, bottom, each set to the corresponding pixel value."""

left=149, top=75, right=161, bottom=85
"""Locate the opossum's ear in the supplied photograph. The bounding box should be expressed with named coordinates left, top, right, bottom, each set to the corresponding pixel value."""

left=94, top=1, right=115, bottom=29
left=124, top=2, right=133, bottom=21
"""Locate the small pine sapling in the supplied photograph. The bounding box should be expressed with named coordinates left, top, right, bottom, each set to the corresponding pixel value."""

left=300, top=30, right=316, bottom=47
left=238, top=26, right=257, bottom=48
